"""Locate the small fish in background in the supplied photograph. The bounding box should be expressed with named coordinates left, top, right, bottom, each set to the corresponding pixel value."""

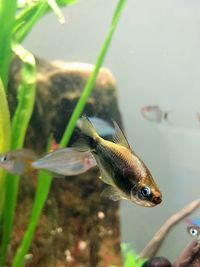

left=141, top=105, right=168, bottom=123
left=75, top=117, right=162, bottom=207
left=0, top=149, right=37, bottom=175
left=187, top=225, right=200, bottom=242
left=32, top=148, right=97, bottom=176
left=77, top=117, right=115, bottom=138
left=196, top=113, right=200, bottom=124
left=185, top=217, right=200, bottom=226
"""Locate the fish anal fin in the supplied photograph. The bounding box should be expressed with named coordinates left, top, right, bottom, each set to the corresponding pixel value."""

left=112, top=121, right=130, bottom=149
left=101, top=186, right=124, bottom=201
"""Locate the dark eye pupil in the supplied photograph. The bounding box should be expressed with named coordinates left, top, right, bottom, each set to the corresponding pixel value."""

left=191, top=229, right=196, bottom=235
left=1, top=155, right=7, bottom=162
left=141, top=187, right=150, bottom=197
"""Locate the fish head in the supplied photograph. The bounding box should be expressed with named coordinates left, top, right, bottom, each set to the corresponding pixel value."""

left=187, top=225, right=200, bottom=242
left=130, top=177, right=162, bottom=207
left=0, top=153, right=14, bottom=171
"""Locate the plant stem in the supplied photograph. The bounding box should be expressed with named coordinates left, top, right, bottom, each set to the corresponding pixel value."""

left=0, top=45, right=36, bottom=267
left=60, top=0, right=127, bottom=147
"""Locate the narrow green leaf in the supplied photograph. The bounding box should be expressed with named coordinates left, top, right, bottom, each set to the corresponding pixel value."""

left=0, top=0, right=17, bottom=88
left=10, top=43, right=36, bottom=149
left=121, top=244, right=145, bottom=267
left=12, top=171, right=52, bottom=267
left=0, top=77, right=11, bottom=155
left=60, top=0, right=127, bottom=147
left=14, top=1, right=47, bottom=47
left=14, top=0, right=78, bottom=43
left=46, top=0, right=65, bottom=24
left=0, top=44, right=36, bottom=266
left=12, top=1, right=127, bottom=266
left=0, top=78, right=11, bottom=216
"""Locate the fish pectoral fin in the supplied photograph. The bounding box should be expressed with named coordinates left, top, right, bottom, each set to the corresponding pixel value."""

left=72, top=137, right=91, bottom=152
left=101, top=186, right=124, bottom=201
left=99, top=175, right=112, bottom=185
left=112, top=121, right=130, bottom=149
left=96, top=157, right=112, bottom=185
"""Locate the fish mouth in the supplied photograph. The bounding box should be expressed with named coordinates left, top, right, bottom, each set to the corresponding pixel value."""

left=130, top=190, right=162, bottom=207
left=130, top=195, right=158, bottom=207
left=152, top=196, right=162, bottom=205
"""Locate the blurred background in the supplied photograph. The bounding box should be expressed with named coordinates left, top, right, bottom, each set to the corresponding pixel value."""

left=23, top=0, right=200, bottom=261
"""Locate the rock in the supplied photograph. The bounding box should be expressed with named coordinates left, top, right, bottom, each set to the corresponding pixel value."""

left=7, top=57, right=123, bottom=267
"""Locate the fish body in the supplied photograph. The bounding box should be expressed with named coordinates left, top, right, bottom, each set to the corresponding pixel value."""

left=141, top=105, right=168, bottom=123
left=76, top=117, right=162, bottom=207
left=0, top=149, right=37, bottom=175
left=187, top=225, right=200, bottom=242
left=32, top=148, right=96, bottom=176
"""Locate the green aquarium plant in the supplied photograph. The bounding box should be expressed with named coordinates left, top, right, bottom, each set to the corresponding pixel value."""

left=0, top=0, right=127, bottom=266
left=110, top=244, right=145, bottom=267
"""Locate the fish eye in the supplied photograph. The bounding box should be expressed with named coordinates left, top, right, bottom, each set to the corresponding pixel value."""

left=190, top=228, right=198, bottom=236
left=140, top=186, right=151, bottom=197
left=0, top=155, right=7, bottom=162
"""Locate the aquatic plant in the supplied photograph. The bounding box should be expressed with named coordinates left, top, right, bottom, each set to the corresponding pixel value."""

left=0, top=0, right=127, bottom=266
left=109, top=244, right=145, bottom=267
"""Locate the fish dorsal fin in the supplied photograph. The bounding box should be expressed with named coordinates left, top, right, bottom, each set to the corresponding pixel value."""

left=101, top=186, right=125, bottom=201
left=112, top=121, right=130, bottom=149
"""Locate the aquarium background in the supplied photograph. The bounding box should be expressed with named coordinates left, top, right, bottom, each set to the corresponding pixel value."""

left=23, top=0, right=200, bottom=262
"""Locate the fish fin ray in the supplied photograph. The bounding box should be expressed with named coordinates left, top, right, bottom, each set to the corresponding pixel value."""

left=72, top=137, right=91, bottom=152
left=101, top=186, right=124, bottom=201
left=79, top=116, right=99, bottom=139
left=77, top=117, right=115, bottom=137
left=95, top=157, right=112, bottom=185
left=112, top=121, right=130, bottom=148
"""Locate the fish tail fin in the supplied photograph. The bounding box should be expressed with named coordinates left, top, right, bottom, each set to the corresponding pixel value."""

left=74, top=117, right=99, bottom=151
left=81, top=116, right=98, bottom=137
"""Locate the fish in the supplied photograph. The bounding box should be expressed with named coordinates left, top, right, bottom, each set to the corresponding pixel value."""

left=77, top=117, right=115, bottom=137
left=32, top=148, right=97, bottom=176
left=0, top=149, right=37, bottom=175
left=75, top=117, right=162, bottom=207
left=185, top=218, right=200, bottom=226
left=187, top=225, right=200, bottom=242
left=141, top=105, right=168, bottom=123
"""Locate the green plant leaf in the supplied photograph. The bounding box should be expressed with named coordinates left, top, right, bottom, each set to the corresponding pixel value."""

left=10, top=43, right=36, bottom=149
left=14, top=0, right=78, bottom=43
left=60, top=0, right=127, bottom=147
left=46, top=0, right=65, bottom=24
left=12, top=1, right=127, bottom=266
left=0, top=44, right=36, bottom=266
left=0, top=0, right=17, bottom=88
left=12, top=171, right=52, bottom=267
left=121, top=244, right=145, bottom=267
left=0, top=78, right=11, bottom=217
left=0, top=77, right=11, bottom=156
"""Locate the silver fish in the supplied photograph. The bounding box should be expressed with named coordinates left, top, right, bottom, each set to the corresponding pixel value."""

left=32, top=148, right=96, bottom=176
left=141, top=105, right=168, bottom=123
left=0, top=149, right=37, bottom=175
